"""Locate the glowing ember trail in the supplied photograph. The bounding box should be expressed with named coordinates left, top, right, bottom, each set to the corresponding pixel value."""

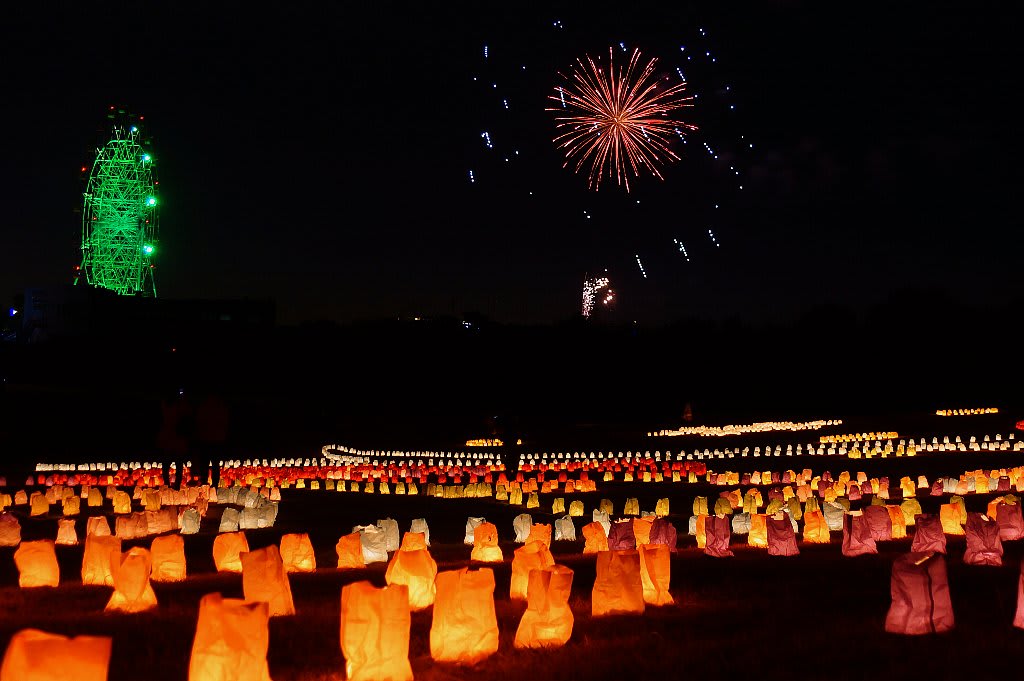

left=549, top=47, right=696, bottom=192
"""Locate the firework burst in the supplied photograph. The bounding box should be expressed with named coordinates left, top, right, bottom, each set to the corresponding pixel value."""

left=549, top=47, right=697, bottom=192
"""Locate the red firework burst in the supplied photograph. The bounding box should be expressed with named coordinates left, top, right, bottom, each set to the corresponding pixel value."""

left=548, top=47, right=697, bottom=192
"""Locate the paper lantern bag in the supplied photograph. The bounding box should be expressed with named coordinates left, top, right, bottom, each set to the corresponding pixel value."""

left=279, top=533, right=317, bottom=573
left=385, top=534, right=437, bottom=610
left=151, top=534, right=187, bottom=582
left=82, top=535, right=122, bottom=586
left=241, top=545, right=295, bottom=617
left=582, top=522, right=609, bottom=554
left=106, top=547, right=158, bottom=613
left=340, top=581, right=413, bottom=681
left=592, top=550, right=645, bottom=617
left=767, top=515, right=800, bottom=556
left=884, top=552, right=954, bottom=634
left=430, top=568, right=500, bottom=664
left=189, top=593, right=271, bottom=681
left=514, top=565, right=574, bottom=649
left=471, top=522, right=503, bottom=562
left=213, top=532, right=250, bottom=572
left=639, top=544, right=673, bottom=605
left=13, top=541, right=60, bottom=587
left=511, top=541, right=555, bottom=600
left=1, top=629, right=111, bottom=681
left=910, top=514, right=947, bottom=554
left=963, top=513, right=1003, bottom=566
left=337, top=532, right=366, bottom=569
left=704, top=515, right=734, bottom=558
left=802, top=510, right=830, bottom=544
left=841, top=513, right=877, bottom=557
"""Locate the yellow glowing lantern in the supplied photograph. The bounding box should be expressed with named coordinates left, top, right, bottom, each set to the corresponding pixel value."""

left=340, top=581, right=413, bottom=681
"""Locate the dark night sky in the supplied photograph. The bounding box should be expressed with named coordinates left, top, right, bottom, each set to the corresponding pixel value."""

left=0, top=2, right=1019, bottom=325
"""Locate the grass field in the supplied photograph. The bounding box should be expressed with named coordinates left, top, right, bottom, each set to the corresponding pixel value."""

left=3, top=453, right=1024, bottom=680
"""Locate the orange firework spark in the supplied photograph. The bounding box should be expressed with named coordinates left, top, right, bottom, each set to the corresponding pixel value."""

left=549, top=47, right=697, bottom=192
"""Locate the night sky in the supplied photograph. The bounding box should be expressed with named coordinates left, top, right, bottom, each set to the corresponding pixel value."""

left=1, top=3, right=1019, bottom=325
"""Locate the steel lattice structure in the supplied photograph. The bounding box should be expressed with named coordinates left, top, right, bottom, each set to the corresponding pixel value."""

left=80, top=121, right=158, bottom=296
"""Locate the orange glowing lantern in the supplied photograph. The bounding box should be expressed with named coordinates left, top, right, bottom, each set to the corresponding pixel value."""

left=385, top=532, right=437, bottom=611
left=13, top=540, right=60, bottom=587
left=189, top=593, right=271, bottom=681
left=213, top=531, right=250, bottom=572
left=511, top=541, right=555, bottom=600
left=81, top=535, right=121, bottom=586
left=526, top=523, right=552, bottom=548
left=939, top=505, right=965, bottom=535
left=633, top=515, right=655, bottom=546
left=336, top=532, right=366, bottom=569
left=514, top=565, right=574, bottom=649
left=887, top=505, right=907, bottom=539
left=0, top=629, right=111, bottom=681
left=638, top=544, right=673, bottom=606
left=55, top=518, right=78, bottom=546
left=279, top=533, right=317, bottom=573
left=582, top=521, right=609, bottom=554
left=340, top=581, right=413, bottom=681
left=241, top=544, right=295, bottom=617
left=106, top=547, right=158, bottom=613
left=430, top=568, right=500, bottom=664
left=802, top=510, right=830, bottom=544
left=592, top=550, right=645, bottom=617
left=471, top=522, right=504, bottom=562
left=747, top=514, right=768, bottom=548
left=151, top=534, right=187, bottom=582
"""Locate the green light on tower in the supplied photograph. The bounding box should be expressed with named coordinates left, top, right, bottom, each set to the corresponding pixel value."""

left=79, top=118, right=159, bottom=297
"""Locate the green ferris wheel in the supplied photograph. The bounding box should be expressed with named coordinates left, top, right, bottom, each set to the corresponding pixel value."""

left=79, top=113, right=159, bottom=297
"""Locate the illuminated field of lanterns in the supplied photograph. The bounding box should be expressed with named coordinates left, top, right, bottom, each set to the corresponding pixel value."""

left=5, top=421, right=1024, bottom=680
left=650, top=419, right=840, bottom=437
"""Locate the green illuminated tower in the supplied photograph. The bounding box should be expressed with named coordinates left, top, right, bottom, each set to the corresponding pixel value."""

left=79, top=114, right=159, bottom=296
